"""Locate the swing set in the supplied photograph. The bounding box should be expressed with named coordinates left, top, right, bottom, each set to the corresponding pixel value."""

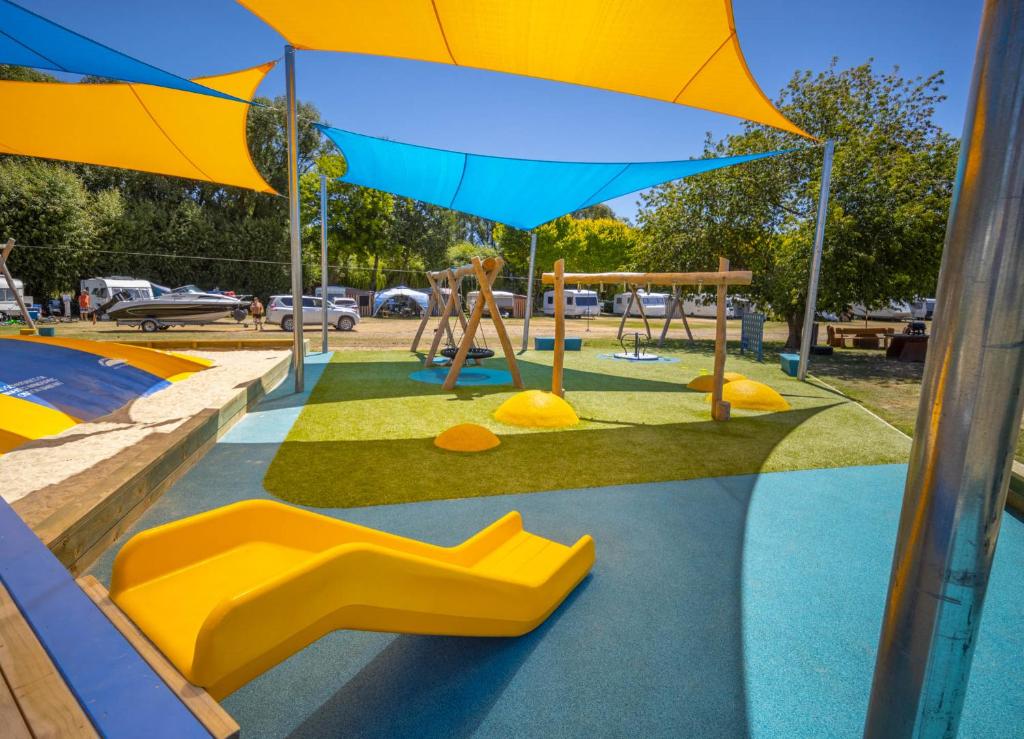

left=411, top=256, right=524, bottom=391
left=542, top=258, right=752, bottom=421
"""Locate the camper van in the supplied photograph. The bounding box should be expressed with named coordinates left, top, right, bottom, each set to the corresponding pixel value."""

left=314, top=285, right=348, bottom=302
left=542, top=289, right=600, bottom=318
left=0, top=278, right=31, bottom=318
left=466, top=290, right=524, bottom=318
left=612, top=290, right=670, bottom=318
left=682, top=293, right=741, bottom=319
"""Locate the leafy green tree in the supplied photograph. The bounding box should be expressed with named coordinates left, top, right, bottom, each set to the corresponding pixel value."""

left=495, top=216, right=633, bottom=275
left=633, top=60, right=958, bottom=347
left=445, top=240, right=499, bottom=267
left=0, top=159, right=112, bottom=298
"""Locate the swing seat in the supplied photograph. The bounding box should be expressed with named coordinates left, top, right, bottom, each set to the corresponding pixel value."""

left=441, top=346, right=495, bottom=361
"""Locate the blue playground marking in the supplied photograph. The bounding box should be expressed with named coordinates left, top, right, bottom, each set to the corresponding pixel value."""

left=596, top=353, right=679, bottom=363
left=0, top=499, right=208, bottom=737
left=409, top=366, right=513, bottom=386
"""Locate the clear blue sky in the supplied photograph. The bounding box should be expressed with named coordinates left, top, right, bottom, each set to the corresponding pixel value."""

left=21, top=0, right=983, bottom=221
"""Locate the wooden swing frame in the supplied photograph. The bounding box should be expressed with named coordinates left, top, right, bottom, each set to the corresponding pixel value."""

left=542, top=258, right=752, bottom=421
left=412, top=256, right=524, bottom=391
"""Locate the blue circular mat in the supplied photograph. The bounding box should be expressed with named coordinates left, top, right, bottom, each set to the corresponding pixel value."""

left=597, top=353, right=680, bottom=363
left=409, top=367, right=513, bottom=386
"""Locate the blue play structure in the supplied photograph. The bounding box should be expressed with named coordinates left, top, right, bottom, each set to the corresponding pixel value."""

left=535, top=337, right=582, bottom=351
left=740, top=313, right=766, bottom=362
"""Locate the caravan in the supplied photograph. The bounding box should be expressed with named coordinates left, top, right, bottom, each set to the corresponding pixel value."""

left=682, top=293, right=741, bottom=319
left=0, top=277, right=31, bottom=318
left=81, top=277, right=153, bottom=304
left=542, top=289, right=599, bottom=318
left=612, top=290, right=669, bottom=318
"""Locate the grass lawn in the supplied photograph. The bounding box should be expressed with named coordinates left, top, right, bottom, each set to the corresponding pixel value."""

left=264, top=342, right=911, bottom=508
left=807, top=347, right=1024, bottom=462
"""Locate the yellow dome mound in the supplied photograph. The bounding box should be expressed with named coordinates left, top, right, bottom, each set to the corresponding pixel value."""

left=686, top=371, right=746, bottom=392
left=434, top=423, right=501, bottom=452
left=708, top=379, right=791, bottom=412
left=493, top=390, right=579, bottom=428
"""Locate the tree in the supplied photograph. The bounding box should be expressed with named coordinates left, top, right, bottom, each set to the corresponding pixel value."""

left=495, top=216, right=634, bottom=275
left=0, top=159, right=115, bottom=298
left=633, top=60, right=959, bottom=347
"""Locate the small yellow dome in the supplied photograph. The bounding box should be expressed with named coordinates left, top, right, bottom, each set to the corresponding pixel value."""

left=708, top=379, right=791, bottom=411
left=493, top=390, right=579, bottom=428
left=686, top=371, right=746, bottom=392
left=434, top=423, right=501, bottom=452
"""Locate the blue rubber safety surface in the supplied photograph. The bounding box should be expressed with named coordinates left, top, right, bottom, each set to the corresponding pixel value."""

left=409, top=366, right=513, bottom=386
left=597, top=353, right=680, bottom=363
left=87, top=358, right=1024, bottom=738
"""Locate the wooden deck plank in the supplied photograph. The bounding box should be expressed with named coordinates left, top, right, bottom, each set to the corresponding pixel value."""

left=0, top=581, right=97, bottom=738
left=77, top=576, right=240, bottom=739
left=0, top=667, right=32, bottom=739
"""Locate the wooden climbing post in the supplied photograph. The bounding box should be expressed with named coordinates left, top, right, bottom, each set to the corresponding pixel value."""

left=552, top=259, right=565, bottom=397
left=711, top=256, right=730, bottom=421
left=472, top=257, right=523, bottom=388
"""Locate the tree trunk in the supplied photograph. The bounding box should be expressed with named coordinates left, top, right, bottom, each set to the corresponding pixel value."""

left=785, top=312, right=803, bottom=349
left=370, top=253, right=379, bottom=294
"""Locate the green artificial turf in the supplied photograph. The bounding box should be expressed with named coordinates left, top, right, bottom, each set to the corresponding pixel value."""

left=263, top=345, right=912, bottom=508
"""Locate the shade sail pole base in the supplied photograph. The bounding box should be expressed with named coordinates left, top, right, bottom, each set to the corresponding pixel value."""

left=320, top=174, right=329, bottom=355
left=797, top=138, right=834, bottom=381
left=520, top=230, right=538, bottom=352
left=864, top=1, right=1024, bottom=735
left=285, top=44, right=304, bottom=393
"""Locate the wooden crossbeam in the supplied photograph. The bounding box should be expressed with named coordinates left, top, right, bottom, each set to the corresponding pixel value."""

left=427, top=257, right=500, bottom=282
left=541, top=270, right=751, bottom=287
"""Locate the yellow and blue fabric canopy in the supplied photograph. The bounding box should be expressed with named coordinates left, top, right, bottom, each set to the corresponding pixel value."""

left=0, top=63, right=276, bottom=193
left=239, top=0, right=810, bottom=138
left=319, top=125, right=788, bottom=230
left=0, top=0, right=237, bottom=99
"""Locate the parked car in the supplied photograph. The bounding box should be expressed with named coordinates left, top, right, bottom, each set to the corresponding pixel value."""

left=330, top=296, right=359, bottom=311
left=267, top=295, right=360, bottom=331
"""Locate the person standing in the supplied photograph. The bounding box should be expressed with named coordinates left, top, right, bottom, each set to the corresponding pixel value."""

left=62, top=292, right=72, bottom=320
left=78, top=290, right=95, bottom=324
left=251, top=296, right=264, bottom=331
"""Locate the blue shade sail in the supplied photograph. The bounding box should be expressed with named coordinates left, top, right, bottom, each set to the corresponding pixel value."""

left=0, top=0, right=239, bottom=100
left=318, top=125, right=790, bottom=230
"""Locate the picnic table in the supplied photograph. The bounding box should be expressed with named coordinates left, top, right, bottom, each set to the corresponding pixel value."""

left=826, top=325, right=895, bottom=349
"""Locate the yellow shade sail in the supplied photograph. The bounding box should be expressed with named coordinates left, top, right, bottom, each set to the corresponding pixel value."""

left=238, top=0, right=810, bottom=138
left=0, top=63, right=277, bottom=193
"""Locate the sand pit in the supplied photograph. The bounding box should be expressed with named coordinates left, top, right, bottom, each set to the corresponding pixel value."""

left=0, top=350, right=287, bottom=504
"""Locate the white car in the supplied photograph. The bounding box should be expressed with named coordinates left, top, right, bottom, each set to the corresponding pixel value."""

left=267, top=295, right=360, bottom=331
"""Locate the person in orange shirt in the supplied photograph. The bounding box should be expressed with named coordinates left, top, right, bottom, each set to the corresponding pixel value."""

left=78, top=290, right=95, bottom=324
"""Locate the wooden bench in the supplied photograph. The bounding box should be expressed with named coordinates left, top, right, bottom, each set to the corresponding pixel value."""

left=826, top=325, right=895, bottom=349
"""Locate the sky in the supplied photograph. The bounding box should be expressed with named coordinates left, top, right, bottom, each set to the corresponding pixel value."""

left=18, top=0, right=984, bottom=221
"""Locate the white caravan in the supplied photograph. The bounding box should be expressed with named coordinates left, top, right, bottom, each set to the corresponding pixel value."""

left=682, top=293, right=741, bottom=319
left=81, top=277, right=153, bottom=304
left=466, top=290, right=519, bottom=318
left=612, top=290, right=670, bottom=318
left=0, top=278, right=31, bottom=318
left=542, top=289, right=600, bottom=318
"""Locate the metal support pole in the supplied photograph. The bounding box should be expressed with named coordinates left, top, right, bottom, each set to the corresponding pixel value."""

left=797, top=138, right=834, bottom=380
left=864, top=2, right=1024, bottom=735
left=1, top=239, right=34, bottom=330
left=285, top=45, right=304, bottom=392
left=320, top=174, right=329, bottom=355
left=520, top=230, right=538, bottom=351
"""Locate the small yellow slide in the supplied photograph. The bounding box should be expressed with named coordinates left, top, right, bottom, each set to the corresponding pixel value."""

left=111, top=500, right=595, bottom=699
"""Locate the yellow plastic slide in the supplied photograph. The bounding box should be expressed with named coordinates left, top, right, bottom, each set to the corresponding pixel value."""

left=111, top=500, right=595, bottom=699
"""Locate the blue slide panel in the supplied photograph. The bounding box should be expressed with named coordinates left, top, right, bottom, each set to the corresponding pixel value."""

left=0, top=498, right=210, bottom=738
left=0, top=340, right=168, bottom=419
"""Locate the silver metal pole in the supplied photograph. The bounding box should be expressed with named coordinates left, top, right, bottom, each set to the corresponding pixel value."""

left=864, top=1, right=1024, bottom=735
left=320, top=174, right=329, bottom=354
left=797, top=138, right=834, bottom=380
left=520, top=230, right=538, bottom=351
left=285, top=45, right=304, bottom=392
left=1, top=239, right=34, bottom=330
